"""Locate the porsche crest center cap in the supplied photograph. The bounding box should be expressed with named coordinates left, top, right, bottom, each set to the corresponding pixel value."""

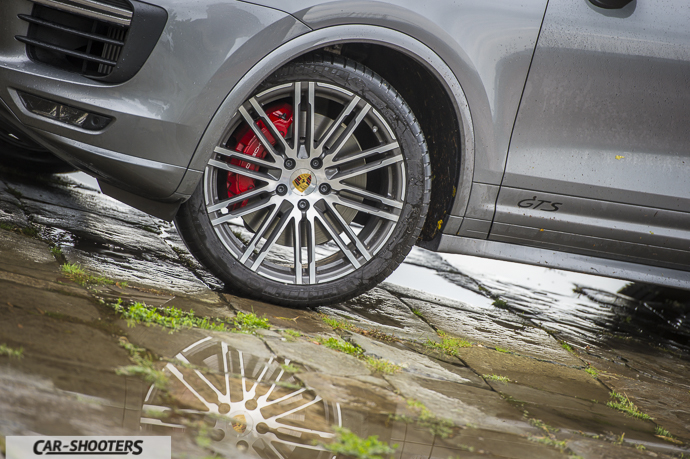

left=290, top=169, right=317, bottom=195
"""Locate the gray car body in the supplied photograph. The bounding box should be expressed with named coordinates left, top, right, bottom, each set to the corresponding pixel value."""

left=1, top=0, right=688, bottom=288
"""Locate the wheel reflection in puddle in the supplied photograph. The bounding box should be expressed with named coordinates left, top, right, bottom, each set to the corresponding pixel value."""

left=140, top=337, right=340, bottom=458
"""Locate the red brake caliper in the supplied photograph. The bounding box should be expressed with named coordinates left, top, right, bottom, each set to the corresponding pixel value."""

left=226, top=103, right=294, bottom=209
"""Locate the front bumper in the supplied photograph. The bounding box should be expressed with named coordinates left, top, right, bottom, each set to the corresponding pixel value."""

left=0, top=0, right=309, bottom=204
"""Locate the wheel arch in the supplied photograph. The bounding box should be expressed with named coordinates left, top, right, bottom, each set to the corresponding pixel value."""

left=178, top=25, right=475, bottom=243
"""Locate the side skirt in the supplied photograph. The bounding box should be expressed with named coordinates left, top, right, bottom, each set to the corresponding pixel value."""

left=437, top=235, right=690, bottom=289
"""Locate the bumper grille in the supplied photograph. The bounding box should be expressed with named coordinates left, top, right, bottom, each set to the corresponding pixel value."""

left=15, top=0, right=166, bottom=84
left=16, top=0, right=132, bottom=79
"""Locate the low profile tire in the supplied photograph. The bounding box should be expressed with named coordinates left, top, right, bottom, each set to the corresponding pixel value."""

left=0, top=118, right=76, bottom=174
left=176, top=55, right=430, bottom=306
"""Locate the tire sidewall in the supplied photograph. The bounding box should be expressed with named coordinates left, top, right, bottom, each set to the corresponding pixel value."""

left=177, top=56, right=429, bottom=305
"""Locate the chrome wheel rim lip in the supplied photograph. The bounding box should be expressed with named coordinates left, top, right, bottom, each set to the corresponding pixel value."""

left=204, top=81, right=407, bottom=285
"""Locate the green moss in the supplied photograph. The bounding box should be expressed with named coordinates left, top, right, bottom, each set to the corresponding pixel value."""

left=234, top=311, right=270, bottom=332
left=560, top=341, right=575, bottom=353
left=483, top=374, right=510, bottom=383
left=111, top=300, right=230, bottom=332
left=280, top=363, right=300, bottom=374
left=495, top=346, right=510, bottom=353
left=0, top=223, right=14, bottom=231
left=21, top=226, right=38, bottom=237
left=284, top=329, right=301, bottom=338
left=61, top=263, right=116, bottom=286
left=365, top=357, right=402, bottom=375
left=607, top=391, right=652, bottom=421
left=655, top=426, right=672, bottom=437
left=116, top=340, right=168, bottom=389
left=321, top=314, right=355, bottom=331
left=0, top=344, right=24, bottom=359
left=398, top=399, right=455, bottom=439
left=411, top=308, right=424, bottom=318
left=529, top=418, right=559, bottom=434
left=320, top=337, right=363, bottom=357
left=321, top=427, right=397, bottom=459
left=585, top=367, right=598, bottom=379
left=492, top=298, right=508, bottom=308
left=424, top=330, right=471, bottom=356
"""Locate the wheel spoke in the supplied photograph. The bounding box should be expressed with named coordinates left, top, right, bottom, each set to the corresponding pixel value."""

left=330, top=154, right=403, bottom=182
left=314, top=95, right=360, bottom=156
left=214, top=146, right=277, bottom=169
left=291, top=82, right=301, bottom=158
left=250, top=207, right=294, bottom=271
left=329, top=193, right=400, bottom=222
left=208, top=158, right=278, bottom=183
left=314, top=209, right=361, bottom=269
left=207, top=186, right=266, bottom=213
left=306, top=215, right=316, bottom=284
left=324, top=200, right=372, bottom=261
left=239, top=204, right=281, bottom=263
left=248, top=97, right=291, bottom=156
left=210, top=197, right=276, bottom=226
left=328, top=141, right=399, bottom=166
left=333, top=183, right=403, bottom=209
left=292, top=217, right=302, bottom=284
left=238, top=105, right=283, bottom=159
left=325, top=102, right=371, bottom=159
left=306, top=82, right=316, bottom=154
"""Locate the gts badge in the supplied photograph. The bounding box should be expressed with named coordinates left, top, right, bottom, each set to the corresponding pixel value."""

left=518, top=196, right=562, bottom=212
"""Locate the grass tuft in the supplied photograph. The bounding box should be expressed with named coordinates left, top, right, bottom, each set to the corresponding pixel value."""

left=320, top=427, right=397, bottom=459
left=398, top=399, right=455, bottom=439
left=560, top=341, right=575, bottom=353
left=280, top=363, right=300, bottom=374
left=234, top=311, right=270, bottom=332
left=492, top=298, right=507, bottom=308
left=112, top=300, right=230, bottom=332
left=606, top=391, right=652, bottom=421
left=116, top=340, right=168, bottom=389
left=495, top=346, right=510, bottom=353
left=585, top=367, right=598, bottom=379
left=61, top=263, right=118, bottom=286
left=365, top=357, right=402, bottom=375
left=0, top=344, right=24, bottom=359
left=529, top=418, right=559, bottom=434
left=411, top=308, right=424, bottom=318
left=424, top=330, right=471, bottom=356
left=320, top=337, right=363, bottom=357
left=483, top=374, right=510, bottom=383
left=321, top=314, right=355, bottom=331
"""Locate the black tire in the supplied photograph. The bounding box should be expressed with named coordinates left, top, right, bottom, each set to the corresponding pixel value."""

left=176, top=54, right=430, bottom=306
left=0, top=118, right=76, bottom=174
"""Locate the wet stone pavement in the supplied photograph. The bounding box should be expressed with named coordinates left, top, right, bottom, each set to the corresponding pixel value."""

left=1, top=167, right=690, bottom=459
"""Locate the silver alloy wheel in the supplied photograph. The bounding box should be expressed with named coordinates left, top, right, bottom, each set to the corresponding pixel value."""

left=203, top=81, right=407, bottom=285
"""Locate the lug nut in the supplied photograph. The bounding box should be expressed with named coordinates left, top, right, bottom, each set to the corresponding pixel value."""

left=276, top=184, right=288, bottom=196
left=298, top=199, right=310, bottom=211
left=319, top=183, right=331, bottom=195
left=310, top=158, right=322, bottom=169
left=284, top=158, right=296, bottom=170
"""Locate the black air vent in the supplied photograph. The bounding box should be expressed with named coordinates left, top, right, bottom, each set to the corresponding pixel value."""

left=16, top=0, right=167, bottom=84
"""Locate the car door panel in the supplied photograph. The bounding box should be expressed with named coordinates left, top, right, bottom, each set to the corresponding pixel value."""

left=492, top=187, right=690, bottom=270
left=496, top=0, right=690, bottom=268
